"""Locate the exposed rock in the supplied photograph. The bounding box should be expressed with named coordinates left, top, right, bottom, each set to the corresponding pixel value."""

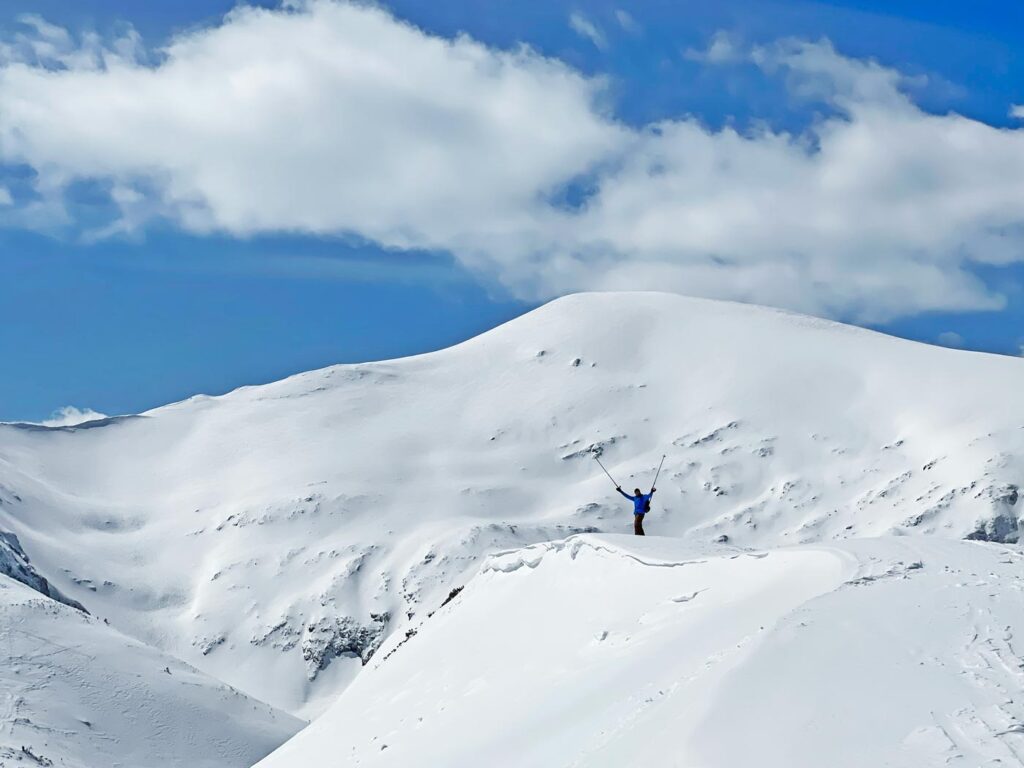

left=196, top=634, right=227, bottom=656
left=965, top=484, right=1020, bottom=543
left=0, top=532, right=87, bottom=612
left=561, top=435, right=625, bottom=461
left=302, top=612, right=390, bottom=678
left=19, top=745, right=53, bottom=766
left=966, top=512, right=1020, bottom=543
left=687, top=421, right=741, bottom=448
left=252, top=619, right=301, bottom=653
left=440, top=586, right=464, bottom=608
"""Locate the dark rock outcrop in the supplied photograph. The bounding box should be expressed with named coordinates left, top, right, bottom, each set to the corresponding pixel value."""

left=0, top=531, right=87, bottom=612
left=965, top=484, right=1020, bottom=543
left=302, top=612, right=390, bottom=678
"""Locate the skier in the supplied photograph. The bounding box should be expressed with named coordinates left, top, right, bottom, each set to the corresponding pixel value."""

left=617, top=486, right=655, bottom=536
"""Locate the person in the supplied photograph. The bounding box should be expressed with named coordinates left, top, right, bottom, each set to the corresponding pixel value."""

left=617, top=486, right=655, bottom=536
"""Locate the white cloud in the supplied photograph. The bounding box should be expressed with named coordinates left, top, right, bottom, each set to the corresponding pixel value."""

left=40, top=406, right=108, bottom=427
left=0, top=186, right=11, bottom=205
left=936, top=331, right=964, bottom=348
left=568, top=12, right=607, bottom=50
left=1, top=9, right=1024, bottom=323
left=0, top=2, right=624, bottom=247
left=684, top=31, right=741, bottom=64
left=752, top=37, right=921, bottom=109
left=0, top=13, right=144, bottom=70
left=614, top=10, right=640, bottom=34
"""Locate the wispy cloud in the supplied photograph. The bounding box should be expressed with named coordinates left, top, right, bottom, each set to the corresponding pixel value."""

left=1, top=6, right=1024, bottom=323
left=614, top=9, right=640, bottom=34
left=568, top=12, right=607, bottom=50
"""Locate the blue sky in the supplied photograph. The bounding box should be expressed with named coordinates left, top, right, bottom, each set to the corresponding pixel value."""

left=2, top=0, right=1024, bottom=421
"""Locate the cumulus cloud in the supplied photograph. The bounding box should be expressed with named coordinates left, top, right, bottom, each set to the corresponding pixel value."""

left=1, top=5, right=1024, bottom=322
left=0, top=3, right=622, bottom=247
left=40, top=406, right=108, bottom=427
left=568, top=12, right=607, bottom=50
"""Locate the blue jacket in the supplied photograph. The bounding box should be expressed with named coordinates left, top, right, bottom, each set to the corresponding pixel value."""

left=618, top=488, right=654, bottom=515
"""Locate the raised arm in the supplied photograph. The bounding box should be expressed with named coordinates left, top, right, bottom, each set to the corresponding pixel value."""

left=616, top=486, right=633, bottom=500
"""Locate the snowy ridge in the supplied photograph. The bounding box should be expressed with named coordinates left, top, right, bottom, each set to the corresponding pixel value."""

left=258, top=534, right=1024, bottom=768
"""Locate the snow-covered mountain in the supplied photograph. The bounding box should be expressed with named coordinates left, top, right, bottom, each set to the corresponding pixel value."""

left=2, top=292, right=1023, bottom=765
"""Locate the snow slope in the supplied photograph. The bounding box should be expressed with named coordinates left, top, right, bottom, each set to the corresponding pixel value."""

left=257, top=533, right=1024, bottom=768
left=1, top=292, right=1022, bottom=721
left=0, top=573, right=300, bottom=768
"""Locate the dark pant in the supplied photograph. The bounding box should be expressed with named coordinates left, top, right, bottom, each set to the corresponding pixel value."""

left=634, top=514, right=645, bottom=536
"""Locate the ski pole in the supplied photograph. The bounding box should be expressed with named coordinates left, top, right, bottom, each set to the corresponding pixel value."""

left=594, top=455, right=620, bottom=488
left=650, top=454, right=666, bottom=491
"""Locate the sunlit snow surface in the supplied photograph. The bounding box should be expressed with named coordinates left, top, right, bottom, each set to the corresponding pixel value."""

left=1, top=293, right=1023, bottom=766
left=258, top=534, right=1024, bottom=768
